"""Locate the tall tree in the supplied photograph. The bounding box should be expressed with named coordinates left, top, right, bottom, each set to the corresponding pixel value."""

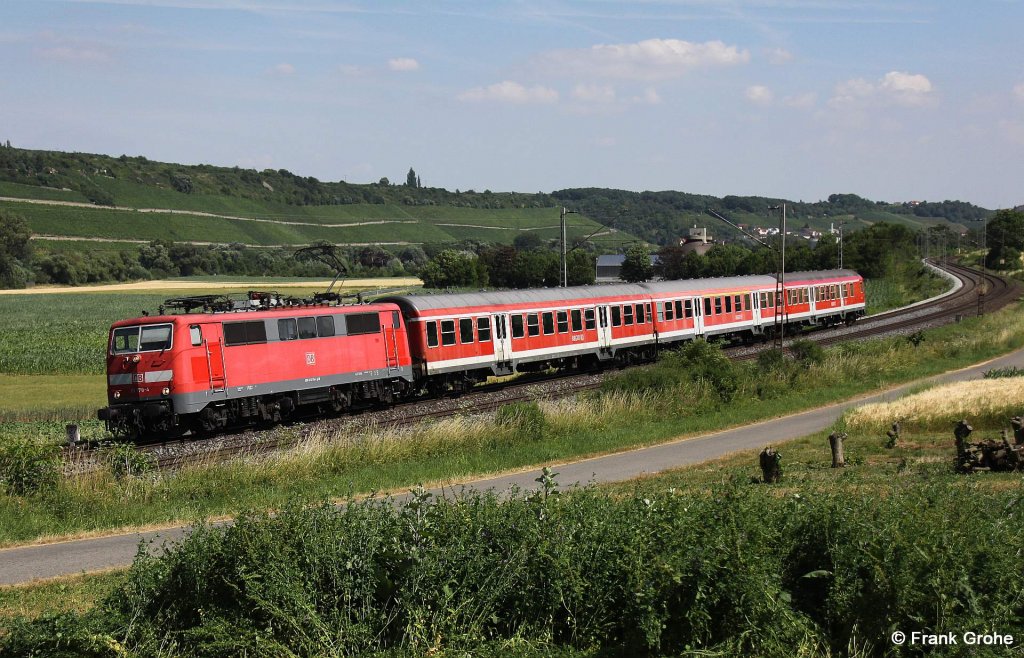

left=406, top=167, right=419, bottom=188
left=619, top=243, right=654, bottom=282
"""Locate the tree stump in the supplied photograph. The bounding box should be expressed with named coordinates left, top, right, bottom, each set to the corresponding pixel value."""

left=885, top=421, right=900, bottom=448
left=828, top=431, right=847, bottom=468
left=759, top=447, right=782, bottom=483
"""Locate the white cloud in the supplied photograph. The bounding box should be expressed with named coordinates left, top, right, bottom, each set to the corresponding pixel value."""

left=829, top=71, right=934, bottom=108
left=457, top=81, right=559, bottom=104
left=766, top=47, right=793, bottom=65
left=745, top=85, right=773, bottom=105
left=388, top=57, right=419, bottom=72
left=631, top=87, right=661, bottom=105
left=538, top=38, right=749, bottom=81
left=572, top=83, right=616, bottom=103
left=268, top=62, right=295, bottom=75
left=783, top=92, right=817, bottom=109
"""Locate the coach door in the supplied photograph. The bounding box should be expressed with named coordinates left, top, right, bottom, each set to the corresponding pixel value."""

left=597, top=305, right=612, bottom=351
left=692, top=297, right=705, bottom=336
left=492, top=314, right=511, bottom=363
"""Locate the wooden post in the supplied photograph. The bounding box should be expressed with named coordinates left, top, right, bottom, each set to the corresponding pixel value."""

left=65, top=423, right=81, bottom=446
left=828, top=431, right=847, bottom=468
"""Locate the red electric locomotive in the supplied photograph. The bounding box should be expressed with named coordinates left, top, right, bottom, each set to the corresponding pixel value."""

left=98, top=301, right=413, bottom=438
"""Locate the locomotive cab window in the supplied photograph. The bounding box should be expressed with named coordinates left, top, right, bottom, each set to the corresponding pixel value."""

left=113, top=325, right=174, bottom=354
left=190, top=325, right=203, bottom=346
left=440, top=320, right=456, bottom=346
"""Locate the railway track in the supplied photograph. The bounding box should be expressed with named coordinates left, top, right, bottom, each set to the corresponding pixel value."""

left=63, top=262, right=1019, bottom=475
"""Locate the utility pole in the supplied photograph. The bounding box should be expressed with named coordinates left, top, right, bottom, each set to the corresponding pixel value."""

left=768, top=204, right=787, bottom=349
left=560, top=207, right=579, bottom=287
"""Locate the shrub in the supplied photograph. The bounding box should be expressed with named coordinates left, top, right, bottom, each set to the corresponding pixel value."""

left=0, top=438, right=60, bottom=496
left=102, top=442, right=155, bottom=480
left=789, top=338, right=825, bottom=368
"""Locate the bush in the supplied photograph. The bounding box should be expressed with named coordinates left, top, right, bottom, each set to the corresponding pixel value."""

left=0, top=439, right=60, bottom=496
left=102, top=442, right=155, bottom=480
left=789, top=338, right=825, bottom=368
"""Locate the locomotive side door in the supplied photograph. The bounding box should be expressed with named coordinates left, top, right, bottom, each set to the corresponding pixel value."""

left=382, top=311, right=402, bottom=372
left=492, top=313, right=511, bottom=363
left=202, top=323, right=226, bottom=392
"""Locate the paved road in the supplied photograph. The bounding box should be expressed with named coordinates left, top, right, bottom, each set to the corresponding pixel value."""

left=3, top=347, right=1023, bottom=586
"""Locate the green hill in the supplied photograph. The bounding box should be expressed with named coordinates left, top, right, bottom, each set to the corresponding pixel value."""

left=0, top=144, right=991, bottom=252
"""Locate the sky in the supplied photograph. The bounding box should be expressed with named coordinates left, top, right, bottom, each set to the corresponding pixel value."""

left=2, top=1, right=1022, bottom=209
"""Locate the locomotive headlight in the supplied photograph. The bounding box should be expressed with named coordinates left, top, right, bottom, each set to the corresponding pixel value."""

left=162, top=387, right=170, bottom=396
left=132, top=354, right=141, bottom=363
left=113, top=390, right=121, bottom=399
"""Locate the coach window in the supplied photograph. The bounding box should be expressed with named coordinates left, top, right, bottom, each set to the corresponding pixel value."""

left=527, top=314, right=540, bottom=337
left=676, top=299, right=685, bottom=319
left=724, top=296, right=733, bottom=314
left=557, top=311, right=569, bottom=333
left=703, top=298, right=712, bottom=316
left=317, top=316, right=335, bottom=338
left=714, top=297, right=723, bottom=315
left=623, top=305, right=634, bottom=325
left=611, top=306, right=621, bottom=326
left=441, top=319, right=457, bottom=346
left=584, top=308, right=596, bottom=330
left=512, top=314, right=525, bottom=339
left=734, top=295, right=743, bottom=311
left=477, top=316, right=491, bottom=342
left=190, top=325, right=203, bottom=346
left=460, top=318, right=474, bottom=344
left=636, top=303, right=646, bottom=324
left=278, top=318, right=298, bottom=341
left=571, top=309, right=583, bottom=332
left=662, top=301, right=672, bottom=321
left=542, top=312, right=555, bottom=335
left=426, top=321, right=439, bottom=348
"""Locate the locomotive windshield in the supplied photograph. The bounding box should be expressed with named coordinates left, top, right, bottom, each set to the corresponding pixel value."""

left=111, top=324, right=173, bottom=354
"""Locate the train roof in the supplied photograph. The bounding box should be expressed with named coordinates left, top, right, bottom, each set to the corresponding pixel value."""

left=773, top=269, right=861, bottom=283
left=639, top=275, right=776, bottom=294
left=379, top=283, right=647, bottom=312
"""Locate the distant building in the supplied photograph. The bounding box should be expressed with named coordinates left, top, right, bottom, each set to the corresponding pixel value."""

left=678, top=226, right=714, bottom=256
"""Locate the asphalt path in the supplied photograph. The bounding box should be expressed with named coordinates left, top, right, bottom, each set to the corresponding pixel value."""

left=3, top=346, right=1024, bottom=586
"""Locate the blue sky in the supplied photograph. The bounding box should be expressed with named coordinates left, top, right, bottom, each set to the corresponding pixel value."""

left=2, top=0, right=1022, bottom=208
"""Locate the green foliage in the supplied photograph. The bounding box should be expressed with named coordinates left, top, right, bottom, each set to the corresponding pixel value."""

left=619, top=242, right=653, bottom=282
left=983, top=366, right=1024, bottom=378
left=5, top=478, right=1022, bottom=656
left=494, top=401, right=546, bottom=442
left=0, top=209, right=33, bottom=288
left=0, top=438, right=60, bottom=496
left=419, top=249, right=488, bottom=289
left=603, top=339, right=740, bottom=403
left=789, top=339, right=825, bottom=367
left=102, top=442, right=155, bottom=480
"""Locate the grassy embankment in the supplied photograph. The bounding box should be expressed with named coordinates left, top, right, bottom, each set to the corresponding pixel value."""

left=2, top=375, right=1022, bottom=657
left=0, top=287, right=1021, bottom=547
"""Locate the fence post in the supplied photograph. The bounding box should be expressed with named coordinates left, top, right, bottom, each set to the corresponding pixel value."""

left=828, top=431, right=847, bottom=468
